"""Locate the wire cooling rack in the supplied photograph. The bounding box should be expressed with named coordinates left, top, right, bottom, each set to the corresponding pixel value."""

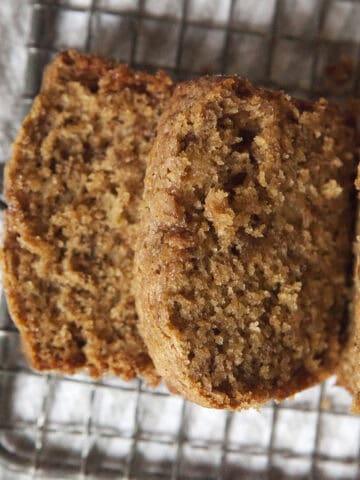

left=1, top=0, right=360, bottom=479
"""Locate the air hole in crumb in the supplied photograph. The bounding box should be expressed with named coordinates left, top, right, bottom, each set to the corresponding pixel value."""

left=181, top=289, right=195, bottom=302
left=100, top=139, right=111, bottom=150
left=50, top=158, right=56, bottom=174
left=88, top=80, right=99, bottom=93
left=169, top=301, right=187, bottom=330
left=70, top=251, right=93, bottom=273
left=249, top=153, right=258, bottom=166
left=251, top=214, right=260, bottom=225
left=83, top=197, right=96, bottom=208
left=313, top=352, right=325, bottom=367
left=69, top=322, right=86, bottom=349
left=216, top=379, right=233, bottom=396
left=231, top=245, right=240, bottom=257
left=64, top=116, right=78, bottom=127
left=110, top=184, right=118, bottom=196
left=83, top=142, right=94, bottom=163
left=238, top=129, right=257, bottom=148
left=188, top=351, right=195, bottom=361
left=217, top=116, right=233, bottom=129
left=213, top=327, right=221, bottom=335
left=179, top=132, right=197, bottom=151
left=227, top=171, right=247, bottom=189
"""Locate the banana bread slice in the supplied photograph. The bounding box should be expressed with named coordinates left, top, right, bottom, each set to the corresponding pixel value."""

left=2, top=50, right=173, bottom=382
left=135, top=76, right=357, bottom=408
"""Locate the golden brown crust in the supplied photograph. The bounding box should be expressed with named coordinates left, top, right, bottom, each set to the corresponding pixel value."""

left=135, top=76, right=357, bottom=409
left=3, top=50, right=173, bottom=383
left=337, top=100, right=360, bottom=413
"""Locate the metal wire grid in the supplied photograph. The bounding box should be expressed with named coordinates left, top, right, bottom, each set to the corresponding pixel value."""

left=1, top=0, right=360, bottom=478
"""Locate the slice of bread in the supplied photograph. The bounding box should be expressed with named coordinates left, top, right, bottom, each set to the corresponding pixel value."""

left=135, top=76, right=357, bottom=408
left=2, top=50, right=173, bottom=382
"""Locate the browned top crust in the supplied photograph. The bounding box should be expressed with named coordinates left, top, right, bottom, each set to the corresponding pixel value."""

left=2, top=49, right=173, bottom=382
left=135, top=76, right=357, bottom=409
left=337, top=98, right=360, bottom=413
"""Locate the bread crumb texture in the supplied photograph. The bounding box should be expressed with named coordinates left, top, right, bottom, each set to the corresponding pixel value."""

left=135, top=76, right=357, bottom=408
left=2, top=50, right=172, bottom=382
